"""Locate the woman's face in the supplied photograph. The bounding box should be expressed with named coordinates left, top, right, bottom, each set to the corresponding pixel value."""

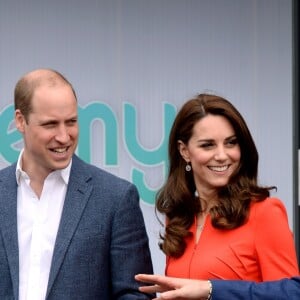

left=178, top=114, right=241, bottom=198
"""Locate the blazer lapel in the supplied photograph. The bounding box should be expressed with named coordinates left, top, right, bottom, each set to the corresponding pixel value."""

left=46, top=157, right=93, bottom=297
left=0, top=165, right=19, bottom=300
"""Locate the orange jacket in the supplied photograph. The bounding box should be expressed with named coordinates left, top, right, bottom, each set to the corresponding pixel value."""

left=166, top=197, right=299, bottom=281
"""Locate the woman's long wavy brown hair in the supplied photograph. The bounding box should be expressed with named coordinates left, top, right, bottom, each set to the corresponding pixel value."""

left=156, top=94, right=275, bottom=258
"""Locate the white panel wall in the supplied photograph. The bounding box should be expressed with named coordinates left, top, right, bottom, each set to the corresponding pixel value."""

left=0, top=0, right=293, bottom=274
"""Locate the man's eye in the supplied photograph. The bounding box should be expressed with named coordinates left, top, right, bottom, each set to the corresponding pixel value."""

left=67, top=119, right=77, bottom=125
left=43, top=123, right=56, bottom=128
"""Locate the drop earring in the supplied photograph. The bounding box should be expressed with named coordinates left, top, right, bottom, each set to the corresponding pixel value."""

left=185, top=162, right=191, bottom=172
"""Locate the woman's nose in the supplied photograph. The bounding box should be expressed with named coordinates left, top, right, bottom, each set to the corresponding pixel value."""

left=214, top=146, right=227, bottom=160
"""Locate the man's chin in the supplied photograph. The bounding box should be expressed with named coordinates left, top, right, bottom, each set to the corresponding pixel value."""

left=51, top=158, right=72, bottom=170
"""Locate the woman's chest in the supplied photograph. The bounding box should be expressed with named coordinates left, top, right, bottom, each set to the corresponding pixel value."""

left=166, top=226, right=261, bottom=281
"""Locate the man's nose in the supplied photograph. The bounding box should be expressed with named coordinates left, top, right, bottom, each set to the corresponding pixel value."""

left=55, top=125, right=70, bottom=143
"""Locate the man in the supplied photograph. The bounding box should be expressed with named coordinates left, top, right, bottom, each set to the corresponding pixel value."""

left=135, top=274, right=300, bottom=300
left=0, top=68, right=154, bottom=299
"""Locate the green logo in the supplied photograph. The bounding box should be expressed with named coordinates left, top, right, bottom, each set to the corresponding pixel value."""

left=0, top=102, right=176, bottom=205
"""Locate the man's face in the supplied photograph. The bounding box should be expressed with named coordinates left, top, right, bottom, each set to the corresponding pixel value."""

left=15, top=83, right=78, bottom=179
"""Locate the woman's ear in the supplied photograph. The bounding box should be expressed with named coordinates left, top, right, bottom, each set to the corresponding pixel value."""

left=15, top=109, right=26, bottom=133
left=178, top=140, right=190, bottom=162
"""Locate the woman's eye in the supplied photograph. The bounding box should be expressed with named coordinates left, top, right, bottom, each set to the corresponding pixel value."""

left=200, top=142, right=214, bottom=148
left=227, top=138, right=238, bottom=146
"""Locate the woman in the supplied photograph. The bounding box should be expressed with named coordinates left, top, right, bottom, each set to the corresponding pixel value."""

left=155, top=93, right=298, bottom=281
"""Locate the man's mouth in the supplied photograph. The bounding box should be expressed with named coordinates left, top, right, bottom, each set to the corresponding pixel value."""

left=51, top=147, right=69, bottom=153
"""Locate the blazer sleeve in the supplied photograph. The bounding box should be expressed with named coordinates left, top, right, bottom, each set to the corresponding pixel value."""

left=110, top=183, right=155, bottom=299
left=254, top=198, right=299, bottom=280
left=211, top=277, right=300, bottom=300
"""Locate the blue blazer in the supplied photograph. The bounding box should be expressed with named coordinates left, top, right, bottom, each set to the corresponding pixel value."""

left=212, top=277, right=300, bottom=300
left=0, top=155, right=154, bottom=299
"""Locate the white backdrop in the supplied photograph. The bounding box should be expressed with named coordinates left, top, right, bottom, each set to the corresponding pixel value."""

left=0, top=0, right=293, bottom=274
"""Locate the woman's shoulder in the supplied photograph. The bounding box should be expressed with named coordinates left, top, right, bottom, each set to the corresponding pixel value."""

left=250, top=197, right=288, bottom=220
left=252, top=197, right=285, bottom=208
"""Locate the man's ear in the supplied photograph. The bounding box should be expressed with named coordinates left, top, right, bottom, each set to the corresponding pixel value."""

left=178, top=140, right=190, bottom=162
left=15, top=109, right=26, bottom=133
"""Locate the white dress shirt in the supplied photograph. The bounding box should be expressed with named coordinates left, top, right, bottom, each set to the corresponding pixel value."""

left=16, top=151, right=71, bottom=300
